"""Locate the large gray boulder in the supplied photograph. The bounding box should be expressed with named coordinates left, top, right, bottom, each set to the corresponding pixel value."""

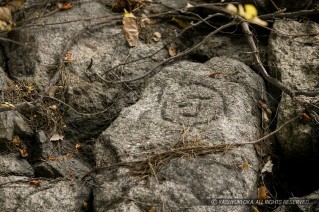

left=268, top=20, right=319, bottom=161
left=0, top=176, right=91, bottom=212
left=94, top=57, right=264, bottom=211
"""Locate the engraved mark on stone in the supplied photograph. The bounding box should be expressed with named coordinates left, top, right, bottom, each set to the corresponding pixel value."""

left=161, top=84, right=224, bottom=126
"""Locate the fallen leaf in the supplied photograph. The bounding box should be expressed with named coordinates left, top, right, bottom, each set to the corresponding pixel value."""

left=48, top=105, right=57, bottom=110
left=261, top=158, right=273, bottom=174
left=58, top=2, right=73, bottom=10
left=168, top=43, right=177, bottom=57
left=185, top=3, right=194, bottom=9
left=83, top=200, right=89, bottom=209
left=0, top=102, right=15, bottom=109
left=19, top=147, right=28, bottom=157
left=29, top=179, right=41, bottom=187
left=152, top=31, right=161, bottom=42
left=64, top=51, right=74, bottom=63
left=208, top=71, right=222, bottom=78
left=301, top=112, right=311, bottom=121
left=12, top=135, right=20, bottom=146
left=48, top=155, right=57, bottom=161
left=240, top=161, right=249, bottom=171
left=122, top=9, right=139, bottom=47
left=0, top=7, right=13, bottom=24
left=75, top=143, right=81, bottom=149
left=258, top=186, right=269, bottom=200
left=140, top=14, right=155, bottom=27
left=48, top=85, right=61, bottom=97
left=50, top=134, right=64, bottom=142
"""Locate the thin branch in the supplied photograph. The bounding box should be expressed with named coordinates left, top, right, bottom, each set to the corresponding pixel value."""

left=241, top=21, right=295, bottom=97
left=95, top=21, right=237, bottom=84
left=259, top=8, right=319, bottom=20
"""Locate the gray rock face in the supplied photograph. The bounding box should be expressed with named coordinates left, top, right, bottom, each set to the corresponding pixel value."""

left=94, top=57, right=264, bottom=211
left=0, top=176, right=90, bottom=212
left=195, top=35, right=267, bottom=66
left=5, top=0, right=168, bottom=141
left=268, top=20, right=319, bottom=161
left=0, top=153, right=33, bottom=176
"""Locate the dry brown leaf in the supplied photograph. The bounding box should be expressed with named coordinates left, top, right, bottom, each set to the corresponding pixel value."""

left=301, top=112, right=311, bottom=121
left=48, top=85, right=61, bottom=97
left=0, top=7, right=13, bottom=23
left=140, top=14, right=155, bottom=27
left=7, top=0, right=26, bottom=8
left=83, top=200, right=89, bottom=209
left=64, top=51, right=74, bottom=63
left=168, top=43, right=177, bottom=57
left=258, top=186, right=269, bottom=200
left=19, top=147, right=28, bottom=157
left=57, top=2, right=72, bottom=10
left=0, top=0, right=25, bottom=30
left=50, top=134, right=64, bottom=142
left=48, top=105, right=57, bottom=110
left=48, top=155, right=57, bottom=161
left=152, top=31, right=161, bottom=42
left=12, top=135, right=20, bottom=146
left=208, top=71, right=222, bottom=78
left=29, top=179, right=41, bottom=187
left=123, top=10, right=139, bottom=47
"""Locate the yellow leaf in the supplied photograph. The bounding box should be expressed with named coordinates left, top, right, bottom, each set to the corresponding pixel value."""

left=244, top=4, right=258, bottom=19
left=124, top=9, right=135, bottom=18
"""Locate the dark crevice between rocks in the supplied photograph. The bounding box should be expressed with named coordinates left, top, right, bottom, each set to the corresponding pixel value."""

left=188, top=53, right=210, bottom=63
left=272, top=124, right=319, bottom=198
left=0, top=41, right=9, bottom=75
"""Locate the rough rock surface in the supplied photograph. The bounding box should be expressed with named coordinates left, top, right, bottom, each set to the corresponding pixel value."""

left=268, top=20, right=319, bottom=161
left=6, top=0, right=167, bottom=142
left=195, top=35, right=267, bottom=66
left=0, top=176, right=91, bottom=212
left=94, top=57, right=265, bottom=211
